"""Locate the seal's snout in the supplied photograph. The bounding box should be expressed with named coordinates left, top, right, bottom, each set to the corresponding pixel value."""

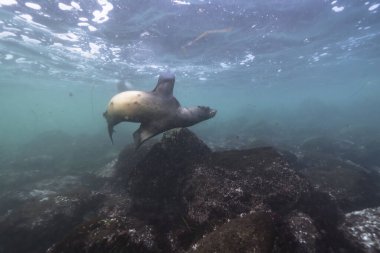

left=197, top=106, right=217, bottom=120
left=209, top=108, right=217, bottom=118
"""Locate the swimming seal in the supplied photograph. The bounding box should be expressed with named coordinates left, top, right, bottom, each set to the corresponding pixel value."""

left=103, top=72, right=217, bottom=149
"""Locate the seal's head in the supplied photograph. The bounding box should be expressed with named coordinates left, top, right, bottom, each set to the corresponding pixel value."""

left=178, top=106, right=217, bottom=127
left=195, top=106, right=217, bottom=120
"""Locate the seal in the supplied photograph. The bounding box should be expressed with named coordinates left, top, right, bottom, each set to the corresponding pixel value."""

left=103, top=72, right=217, bottom=148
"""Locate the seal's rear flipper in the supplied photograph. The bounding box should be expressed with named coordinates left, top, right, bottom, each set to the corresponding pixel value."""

left=103, top=111, right=115, bottom=144
left=107, top=124, right=115, bottom=144
left=133, top=123, right=162, bottom=149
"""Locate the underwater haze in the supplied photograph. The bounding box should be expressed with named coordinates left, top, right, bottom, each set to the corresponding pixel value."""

left=2, top=1, right=380, bottom=252
left=0, top=0, right=380, bottom=158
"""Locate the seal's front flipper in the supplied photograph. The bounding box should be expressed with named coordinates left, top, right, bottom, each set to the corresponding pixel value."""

left=152, top=72, right=175, bottom=97
left=116, top=79, right=128, bottom=93
left=133, top=123, right=163, bottom=149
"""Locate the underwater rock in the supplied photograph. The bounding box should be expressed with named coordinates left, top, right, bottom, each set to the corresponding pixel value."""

left=283, top=211, right=321, bottom=253
left=0, top=175, right=84, bottom=216
left=183, top=147, right=311, bottom=225
left=300, top=155, right=380, bottom=212
left=341, top=207, right=380, bottom=253
left=0, top=128, right=363, bottom=253
left=355, top=139, right=380, bottom=170
left=49, top=128, right=314, bottom=253
left=300, top=136, right=354, bottom=157
left=92, top=158, right=118, bottom=178
left=113, top=129, right=352, bottom=252
left=337, top=125, right=380, bottom=150
left=47, top=216, right=158, bottom=253
left=189, top=212, right=275, bottom=253
left=124, top=129, right=313, bottom=251
left=0, top=167, right=52, bottom=193
left=0, top=189, right=104, bottom=253
left=300, top=136, right=380, bottom=173
left=126, top=128, right=211, bottom=214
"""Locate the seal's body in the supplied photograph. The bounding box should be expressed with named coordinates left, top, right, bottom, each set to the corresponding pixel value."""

left=103, top=72, right=217, bottom=148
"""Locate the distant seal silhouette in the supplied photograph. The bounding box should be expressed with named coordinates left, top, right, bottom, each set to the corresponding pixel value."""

left=103, top=72, right=217, bottom=148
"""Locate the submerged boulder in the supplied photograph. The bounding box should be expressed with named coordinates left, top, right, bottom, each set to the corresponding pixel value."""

left=283, top=211, right=321, bottom=253
left=0, top=128, right=363, bottom=253
left=299, top=136, right=380, bottom=212
left=52, top=129, right=354, bottom=252
left=299, top=155, right=380, bottom=212
left=341, top=207, right=380, bottom=253
left=117, top=129, right=314, bottom=252
left=0, top=188, right=103, bottom=253
left=190, top=212, right=275, bottom=253
left=47, top=216, right=158, bottom=253
left=183, top=146, right=311, bottom=226
left=126, top=128, right=211, bottom=216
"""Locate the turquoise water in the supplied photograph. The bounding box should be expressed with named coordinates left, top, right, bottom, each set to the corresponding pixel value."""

left=0, top=0, right=379, bottom=155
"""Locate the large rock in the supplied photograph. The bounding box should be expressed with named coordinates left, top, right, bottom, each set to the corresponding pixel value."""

left=300, top=137, right=357, bottom=158
left=300, top=136, right=380, bottom=172
left=299, top=155, right=380, bottom=212
left=354, top=140, right=380, bottom=170
left=341, top=207, right=380, bottom=253
left=298, top=136, right=380, bottom=212
left=47, top=216, right=158, bottom=253
left=183, top=147, right=311, bottom=225
left=0, top=187, right=103, bottom=253
left=54, top=129, right=357, bottom=253
left=115, top=129, right=314, bottom=252
left=1, top=128, right=362, bottom=253
left=283, top=211, right=321, bottom=253
left=126, top=128, right=211, bottom=217
left=190, top=212, right=275, bottom=253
